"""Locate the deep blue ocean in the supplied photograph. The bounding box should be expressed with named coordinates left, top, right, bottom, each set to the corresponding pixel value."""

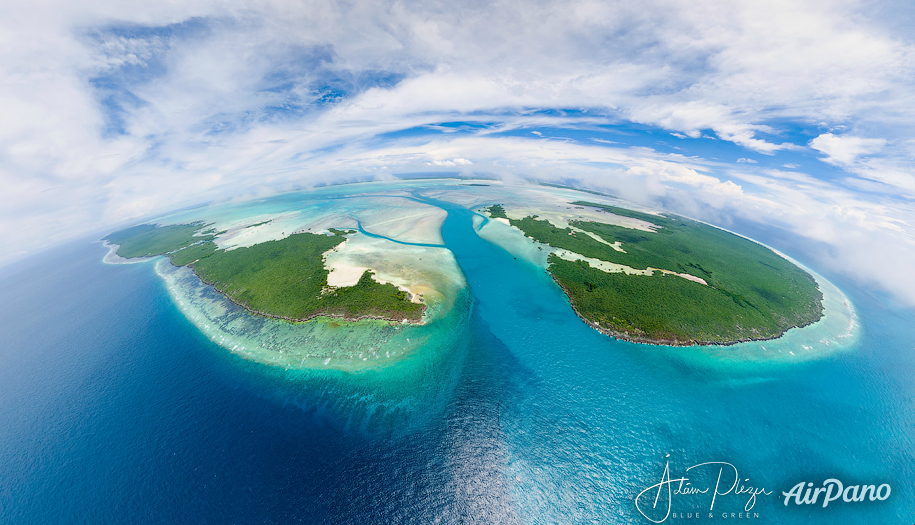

left=1, top=200, right=913, bottom=523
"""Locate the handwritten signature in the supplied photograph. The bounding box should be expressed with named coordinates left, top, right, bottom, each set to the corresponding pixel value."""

left=634, top=457, right=771, bottom=523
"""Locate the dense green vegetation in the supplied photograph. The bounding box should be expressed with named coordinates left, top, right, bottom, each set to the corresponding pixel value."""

left=484, top=204, right=508, bottom=218
left=189, top=233, right=422, bottom=321
left=104, top=222, right=214, bottom=258
left=105, top=224, right=424, bottom=322
left=316, top=269, right=421, bottom=320
left=168, top=241, right=218, bottom=266
left=510, top=201, right=823, bottom=344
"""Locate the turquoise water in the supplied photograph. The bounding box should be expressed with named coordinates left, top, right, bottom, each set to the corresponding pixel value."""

left=429, top=194, right=914, bottom=522
left=0, top=184, right=912, bottom=523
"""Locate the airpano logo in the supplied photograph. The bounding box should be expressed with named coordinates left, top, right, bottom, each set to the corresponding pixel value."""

left=781, top=479, right=891, bottom=507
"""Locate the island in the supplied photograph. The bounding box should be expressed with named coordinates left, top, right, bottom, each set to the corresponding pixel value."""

left=482, top=200, right=823, bottom=346
left=102, top=181, right=828, bottom=357
left=104, top=222, right=424, bottom=323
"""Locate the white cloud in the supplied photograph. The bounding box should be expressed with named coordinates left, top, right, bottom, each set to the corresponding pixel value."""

left=809, top=133, right=888, bottom=166
left=429, top=158, right=473, bottom=167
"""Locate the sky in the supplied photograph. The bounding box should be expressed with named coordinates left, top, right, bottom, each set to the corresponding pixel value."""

left=2, top=0, right=915, bottom=304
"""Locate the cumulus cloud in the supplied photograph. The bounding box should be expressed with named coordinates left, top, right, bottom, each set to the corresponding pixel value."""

left=810, top=133, right=888, bottom=166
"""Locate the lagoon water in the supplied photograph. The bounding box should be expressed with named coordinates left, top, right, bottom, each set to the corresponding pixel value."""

left=1, top=184, right=913, bottom=523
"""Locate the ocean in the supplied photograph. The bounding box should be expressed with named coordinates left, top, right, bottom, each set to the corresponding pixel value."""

left=0, top=192, right=912, bottom=523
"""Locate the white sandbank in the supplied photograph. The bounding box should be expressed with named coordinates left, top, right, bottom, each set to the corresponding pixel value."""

left=551, top=248, right=708, bottom=285
left=323, top=233, right=466, bottom=321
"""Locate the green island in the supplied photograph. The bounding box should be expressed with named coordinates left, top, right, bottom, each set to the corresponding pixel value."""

left=501, top=201, right=823, bottom=345
left=104, top=224, right=424, bottom=322
left=484, top=204, right=508, bottom=219
left=103, top=222, right=217, bottom=258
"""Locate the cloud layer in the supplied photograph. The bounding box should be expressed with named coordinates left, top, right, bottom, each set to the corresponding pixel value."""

left=2, top=0, right=915, bottom=303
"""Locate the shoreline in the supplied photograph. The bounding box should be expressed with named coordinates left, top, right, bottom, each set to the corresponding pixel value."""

left=549, top=273, right=823, bottom=348
left=99, top=241, right=156, bottom=265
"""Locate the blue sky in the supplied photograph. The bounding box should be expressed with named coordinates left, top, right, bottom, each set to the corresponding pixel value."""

left=1, top=0, right=914, bottom=303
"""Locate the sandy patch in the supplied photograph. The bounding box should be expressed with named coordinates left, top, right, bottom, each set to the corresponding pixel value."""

left=325, top=260, right=372, bottom=287
left=673, top=272, right=708, bottom=285
left=323, top=234, right=466, bottom=320
left=553, top=250, right=707, bottom=285
left=569, top=226, right=627, bottom=252
left=553, top=249, right=652, bottom=276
